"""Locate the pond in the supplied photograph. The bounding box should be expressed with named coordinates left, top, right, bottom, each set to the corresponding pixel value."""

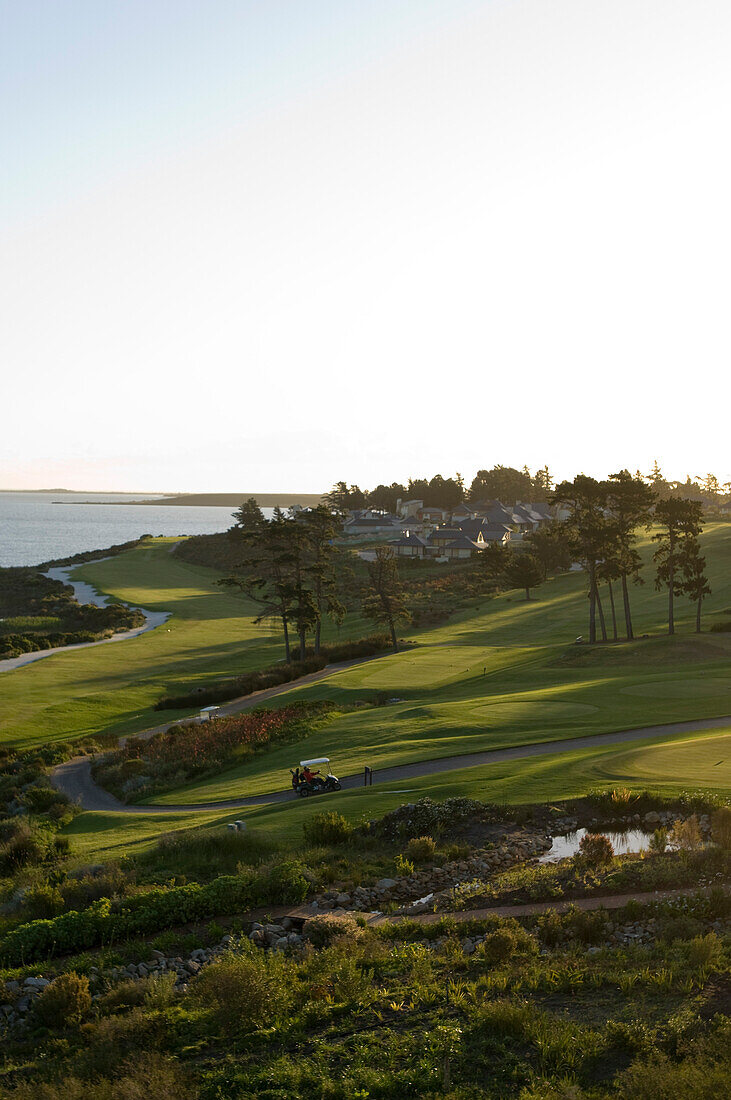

left=539, top=827, right=660, bottom=863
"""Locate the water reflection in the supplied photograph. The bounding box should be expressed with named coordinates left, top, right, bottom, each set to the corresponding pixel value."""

left=539, top=827, right=658, bottom=863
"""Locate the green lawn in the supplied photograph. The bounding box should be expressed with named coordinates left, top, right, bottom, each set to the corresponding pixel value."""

left=0, top=539, right=369, bottom=747
left=63, top=724, right=731, bottom=858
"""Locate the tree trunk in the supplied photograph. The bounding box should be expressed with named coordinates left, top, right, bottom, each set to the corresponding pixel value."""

left=298, top=630, right=307, bottom=661
left=314, top=620, right=321, bottom=655
left=588, top=563, right=597, bottom=644
left=668, top=560, right=675, bottom=635
left=525, top=587, right=531, bottom=600
left=281, top=612, right=291, bottom=663
left=389, top=618, right=399, bottom=653
left=696, top=595, right=702, bottom=633
left=621, top=573, right=633, bottom=640
left=607, top=579, right=618, bottom=641
left=595, top=584, right=608, bottom=642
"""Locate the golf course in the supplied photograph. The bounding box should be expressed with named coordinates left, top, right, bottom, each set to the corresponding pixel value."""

left=2, top=525, right=729, bottom=861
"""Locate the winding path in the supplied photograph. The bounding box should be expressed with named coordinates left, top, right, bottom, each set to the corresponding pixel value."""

left=51, top=712, right=731, bottom=816
left=0, top=559, right=169, bottom=673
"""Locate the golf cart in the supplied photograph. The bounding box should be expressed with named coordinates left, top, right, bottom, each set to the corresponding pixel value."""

left=291, top=757, right=341, bottom=797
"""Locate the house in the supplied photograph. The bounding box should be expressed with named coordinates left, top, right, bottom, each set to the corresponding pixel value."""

left=396, top=499, right=424, bottom=519
left=420, top=506, right=449, bottom=524
left=343, top=516, right=401, bottom=538
left=442, top=534, right=481, bottom=560
left=451, top=503, right=477, bottom=522
left=426, top=527, right=464, bottom=549
left=389, top=533, right=426, bottom=558
left=480, top=525, right=512, bottom=544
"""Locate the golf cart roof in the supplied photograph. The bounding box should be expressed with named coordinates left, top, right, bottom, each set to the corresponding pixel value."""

left=300, top=757, right=329, bottom=767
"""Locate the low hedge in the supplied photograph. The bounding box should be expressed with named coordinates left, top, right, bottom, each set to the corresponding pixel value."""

left=0, top=861, right=309, bottom=966
left=155, top=634, right=391, bottom=710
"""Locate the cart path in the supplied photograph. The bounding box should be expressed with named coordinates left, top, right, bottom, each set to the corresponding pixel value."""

left=50, top=713, right=731, bottom=815
left=363, top=885, right=726, bottom=926
left=0, top=558, right=170, bottom=673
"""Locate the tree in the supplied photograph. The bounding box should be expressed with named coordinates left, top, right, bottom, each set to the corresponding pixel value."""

left=300, top=506, right=345, bottom=654
left=678, top=539, right=711, bottom=633
left=503, top=553, right=544, bottom=600
left=479, top=542, right=512, bottom=579
left=552, top=476, right=612, bottom=644
left=606, top=471, right=656, bottom=640
left=366, top=483, right=406, bottom=513
left=362, top=547, right=411, bottom=652
left=653, top=498, right=704, bottom=635
left=532, top=466, right=554, bottom=497
left=700, top=473, right=721, bottom=501
left=647, top=460, right=671, bottom=500
left=325, top=482, right=366, bottom=512
left=220, top=510, right=297, bottom=661
left=523, top=526, right=572, bottom=578
left=469, top=465, right=533, bottom=505
left=230, top=497, right=266, bottom=533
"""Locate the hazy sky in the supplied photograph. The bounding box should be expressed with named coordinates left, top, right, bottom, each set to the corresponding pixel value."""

left=2, top=0, right=729, bottom=492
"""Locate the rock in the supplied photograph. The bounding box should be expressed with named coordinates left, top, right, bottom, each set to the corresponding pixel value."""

left=644, top=812, right=661, bottom=824
left=375, top=878, right=398, bottom=891
left=184, top=960, right=201, bottom=975
left=23, top=976, right=50, bottom=990
left=336, top=893, right=352, bottom=907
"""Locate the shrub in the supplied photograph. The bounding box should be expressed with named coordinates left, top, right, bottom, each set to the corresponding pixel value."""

left=477, top=924, right=538, bottom=963
left=254, top=859, right=309, bottom=905
left=649, top=827, right=669, bottom=853
left=303, top=913, right=363, bottom=949
left=669, top=815, right=704, bottom=851
left=303, top=810, right=352, bottom=846
left=0, top=822, right=45, bottom=873
left=395, top=853, right=415, bottom=876
left=34, top=972, right=91, bottom=1028
left=22, top=882, right=65, bottom=920
left=688, top=932, right=722, bottom=969
left=405, top=835, right=437, bottom=862
left=191, top=947, right=294, bottom=1032
left=711, top=807, right=731, bottom=850
left=575, top=832, right=614, bottom=869
left=658, top=914, right=704, bottom=944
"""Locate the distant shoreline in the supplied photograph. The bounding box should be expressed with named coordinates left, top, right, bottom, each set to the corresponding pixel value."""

left=50, top=492, right=325, bottom=508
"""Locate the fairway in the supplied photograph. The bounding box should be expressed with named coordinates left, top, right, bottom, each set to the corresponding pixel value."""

left=62, top=725, right=731, bottom=858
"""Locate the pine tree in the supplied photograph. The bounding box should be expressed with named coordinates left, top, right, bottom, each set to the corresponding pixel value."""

left=503, top=553, right=544, bottom=600
left=606, top=471, right=656, bottom=640
left=653, top=499, right=704, bottom=635
left=552, top=476, right=611, bottom=644
left=678, top=541, right=711, bottom=633
left=362, top=547, right=411, bottom=652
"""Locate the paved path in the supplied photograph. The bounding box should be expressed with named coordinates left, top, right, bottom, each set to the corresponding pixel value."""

left=366, top=886, right=723, bottom=926
left=0, top=559, right=170, bottom=673
left=51, top=712, right=731, bottom=816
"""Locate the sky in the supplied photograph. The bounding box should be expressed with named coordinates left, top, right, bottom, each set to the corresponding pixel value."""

left=2, top=0, right=730, bottom=493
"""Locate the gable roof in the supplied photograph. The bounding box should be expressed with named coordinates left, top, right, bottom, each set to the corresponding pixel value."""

left=427, top=527, right=463, bottom=543
left=389, top=534, right=426, bottom=548
left=445, top=535, right=480, bottom=550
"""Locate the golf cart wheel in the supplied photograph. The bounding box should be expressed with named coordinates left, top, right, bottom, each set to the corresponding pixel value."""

left=299, top=788, right=310, bottom=797
left=331, top=780, right=341, bottom=791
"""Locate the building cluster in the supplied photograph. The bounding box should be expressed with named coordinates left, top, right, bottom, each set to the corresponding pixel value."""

left=343, top=499, right=554, bottom=561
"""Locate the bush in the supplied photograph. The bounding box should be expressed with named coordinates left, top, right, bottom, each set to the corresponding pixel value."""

left=476, top=924, right=538, bottom=963
left=303, top=811, right=352, bottom=846
left=254, top=859, right=309, bottom=905
left=34, top=972, right=91, bottom=1028
left=688, top=932, right=722, bottom=969
left=22, top=882, right=65, bottom=920
left=303, top=913, right=363, bottom=949
left=649, top=827, right=669, bottom=853
left=405, top=835, right=437, bottom=862
left=191, top=947, right=294, bottom=1032
left=575, top=833, right=614, bottom=869
left=658, top=914, right=704, bottom=944
left=711, top=807, right=731, bottom=850
left=0, top=821, right=46, bottom=873
left=0, top=1053, right=195, bottom=1100
left=670, top=815, right=704, bottom=851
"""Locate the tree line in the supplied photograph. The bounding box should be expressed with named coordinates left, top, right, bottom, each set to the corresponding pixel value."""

left=221, top=500, right=410, bottom=660
left=551, top=472, right=711, bottom=643
left=327, top=462, right=730, bottom=513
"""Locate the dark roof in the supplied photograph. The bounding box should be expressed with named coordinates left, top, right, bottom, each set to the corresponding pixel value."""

left=481, top=526, right=511, bottom=541
left=389, top=534, right=426, bottom=548
left=345, top=518, right=398, bottom=528
left=528, top=502, right=552, bottom=519
left=445, top=535, right=479, bottom=550
left=456, top=519, right=489, bottom=538
left=427, top=528, right=463, bottom=542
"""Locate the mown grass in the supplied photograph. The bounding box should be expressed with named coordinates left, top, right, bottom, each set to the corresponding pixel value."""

left=0, top=539, right=370, bottom=748
left=63, top=726, right=731, bottom=860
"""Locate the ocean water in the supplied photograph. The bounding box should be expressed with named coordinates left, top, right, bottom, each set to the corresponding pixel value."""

left=0, top=492, right=264, bottom=567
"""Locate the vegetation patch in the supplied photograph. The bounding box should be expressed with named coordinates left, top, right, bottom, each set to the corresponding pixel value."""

left=93, top=701, right=341, bottom=802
